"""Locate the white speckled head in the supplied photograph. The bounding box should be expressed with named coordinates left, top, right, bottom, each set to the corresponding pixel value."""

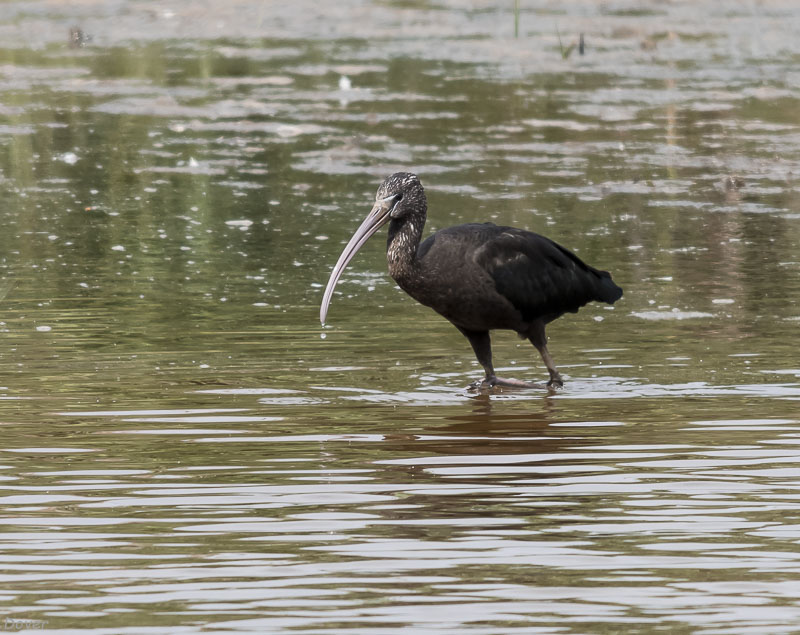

left=376, top=172, right=426, bottom=220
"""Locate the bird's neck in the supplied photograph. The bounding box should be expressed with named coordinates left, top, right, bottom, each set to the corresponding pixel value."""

left=386, top=215, right=425, bottom=283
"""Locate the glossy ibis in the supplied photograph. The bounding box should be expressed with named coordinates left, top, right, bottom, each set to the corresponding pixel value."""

left=320, top=173, right=623, bottom=389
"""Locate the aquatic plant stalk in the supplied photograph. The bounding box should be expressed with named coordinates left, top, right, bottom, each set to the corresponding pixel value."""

left=514, top=0, right=519, bottom=38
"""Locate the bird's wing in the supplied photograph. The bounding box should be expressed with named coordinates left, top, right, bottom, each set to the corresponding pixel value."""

left=474, top=227, right=605, bottom=322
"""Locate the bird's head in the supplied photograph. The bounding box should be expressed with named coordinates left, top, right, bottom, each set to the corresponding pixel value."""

left=319, top=172, right=426, bottom=325
left=375, top=172, right=426, bottom=221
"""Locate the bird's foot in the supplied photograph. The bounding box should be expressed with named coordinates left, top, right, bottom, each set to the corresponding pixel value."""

left=546, top=377, right=564, bottom=390
left=468, top=375, right=548, bottom=391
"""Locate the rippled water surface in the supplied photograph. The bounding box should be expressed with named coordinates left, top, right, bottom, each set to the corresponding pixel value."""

left=1, top=1, right=800, bottom=633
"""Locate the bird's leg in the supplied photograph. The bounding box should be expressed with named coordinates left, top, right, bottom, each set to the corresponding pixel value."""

left=457, top=328, right=496, bottom=388
left=459, top=328, right=544, bottom=390
left=528, top=323, right=563, bottom=388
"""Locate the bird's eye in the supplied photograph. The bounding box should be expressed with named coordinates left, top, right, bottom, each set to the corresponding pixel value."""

left=395, top=193, right=403, bottom=202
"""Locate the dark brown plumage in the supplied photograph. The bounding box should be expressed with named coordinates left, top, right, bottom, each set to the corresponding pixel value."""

left=321, top=172, right=623, bottom=389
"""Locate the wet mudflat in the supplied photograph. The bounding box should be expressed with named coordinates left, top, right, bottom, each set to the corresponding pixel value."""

left=1, top=0, right=800, bottom=633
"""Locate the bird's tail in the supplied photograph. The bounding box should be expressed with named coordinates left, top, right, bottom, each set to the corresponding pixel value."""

left=595, top=271, right=623, bottom=304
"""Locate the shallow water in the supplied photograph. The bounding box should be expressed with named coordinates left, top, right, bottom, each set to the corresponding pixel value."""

left=1, top=0, right=800, bottom=633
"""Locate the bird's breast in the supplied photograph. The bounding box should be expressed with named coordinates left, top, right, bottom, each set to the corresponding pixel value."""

left=393, top=260, right=524, bottom=333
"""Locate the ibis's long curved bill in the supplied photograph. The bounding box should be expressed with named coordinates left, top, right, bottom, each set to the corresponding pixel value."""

left=320, top=198, right=395, bottom=325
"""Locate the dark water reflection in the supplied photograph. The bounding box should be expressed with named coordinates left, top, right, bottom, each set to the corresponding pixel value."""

left=1, top=1, right=800, bottom=633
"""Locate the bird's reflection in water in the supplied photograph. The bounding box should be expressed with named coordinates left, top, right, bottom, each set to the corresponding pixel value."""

left=377, top=391, right=573, bottom=466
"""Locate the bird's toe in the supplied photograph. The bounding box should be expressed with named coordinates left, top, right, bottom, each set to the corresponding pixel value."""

left=491, top=376, right=547, bottom=390
left=467, top=375, right=550, bottom=391
left=466, top=376, right=494, bottom=391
